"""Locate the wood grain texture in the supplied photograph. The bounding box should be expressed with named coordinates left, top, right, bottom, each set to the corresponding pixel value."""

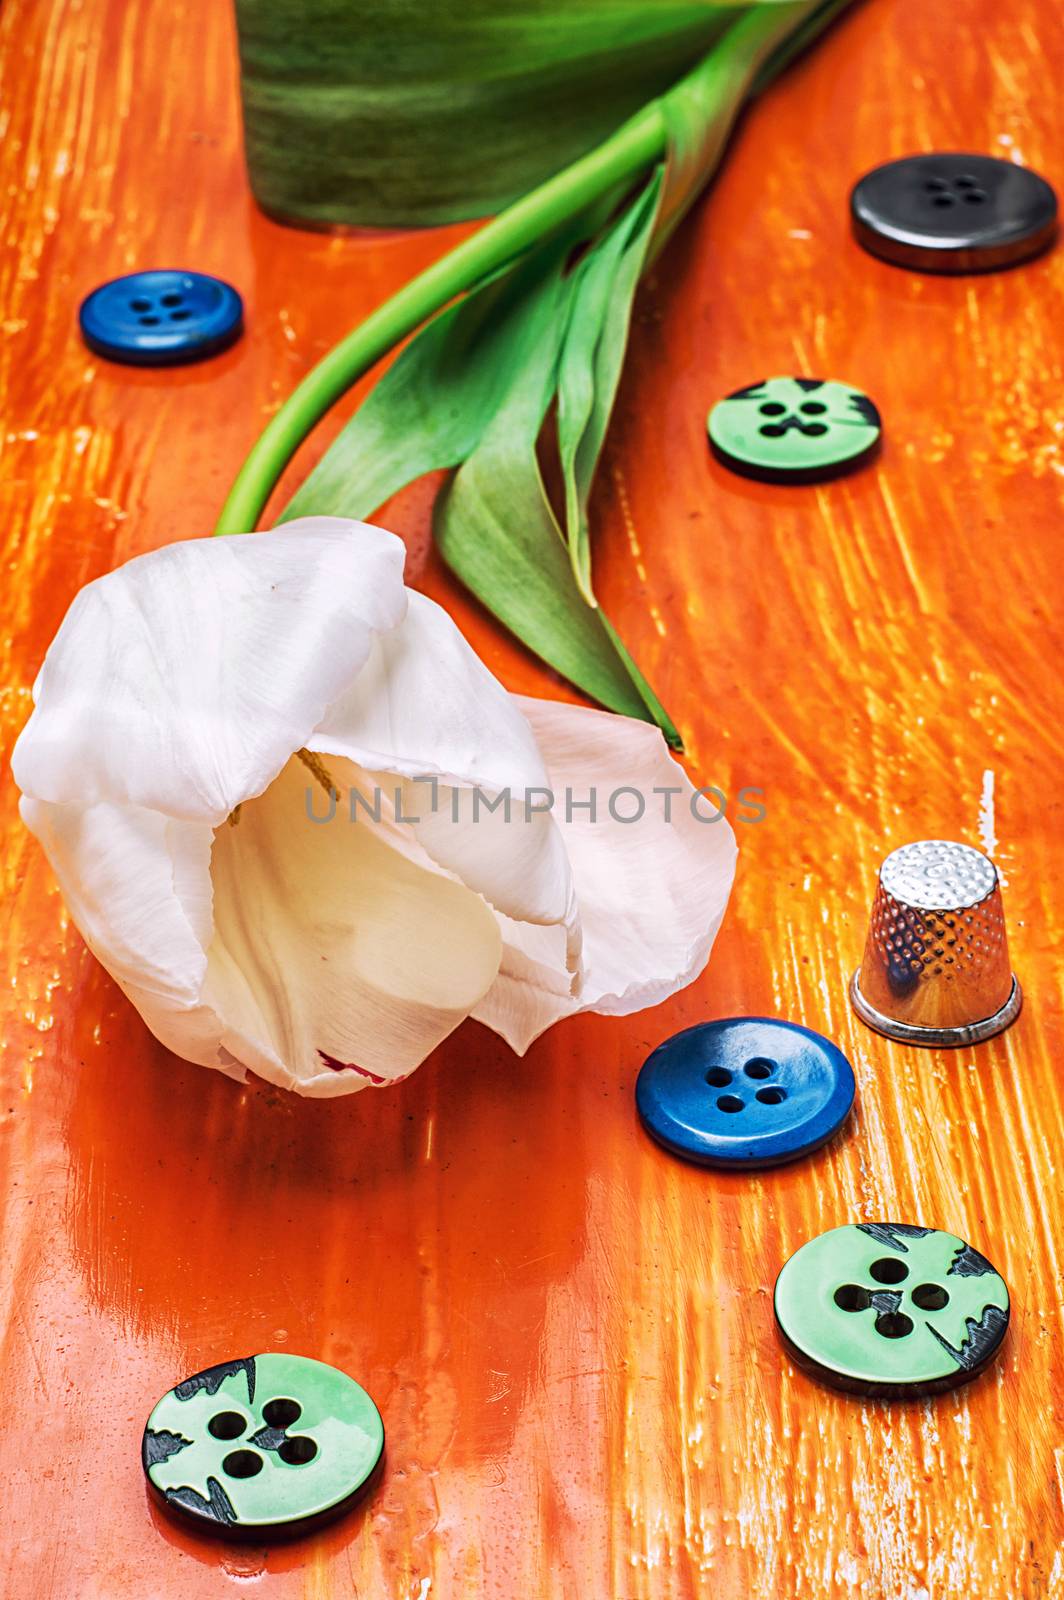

left=2, top=0, right=1064, bottom=1595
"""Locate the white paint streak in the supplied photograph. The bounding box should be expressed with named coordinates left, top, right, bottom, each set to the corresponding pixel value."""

left=978, top=769, right=998, bottom=858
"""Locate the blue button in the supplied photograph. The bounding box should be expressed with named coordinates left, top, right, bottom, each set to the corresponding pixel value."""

left=636, top=1017, right=855, bottom=1169
left=79, top=271, right=243, bottom=366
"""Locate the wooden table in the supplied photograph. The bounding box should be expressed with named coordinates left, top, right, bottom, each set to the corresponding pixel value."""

left=2, top=1, right=1062, bottom=1594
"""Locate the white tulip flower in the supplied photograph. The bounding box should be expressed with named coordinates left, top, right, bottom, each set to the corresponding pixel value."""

left=12, top=519, right=736, bottom=1095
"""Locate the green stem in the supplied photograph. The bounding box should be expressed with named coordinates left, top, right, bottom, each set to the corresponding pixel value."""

left=215, top=107, right=661, bottom=534
left=215, top=0, right=849, bottom=534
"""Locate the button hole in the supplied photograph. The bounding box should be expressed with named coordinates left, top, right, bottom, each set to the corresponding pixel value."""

left=912, top=1283, right=949, bottom=1310
left=222, top=1449, right=263, bottom=1478
left=755, top=1086, right=786, bottom=1105
left=705, top=1067, right=732, bottom=1087
left=262, top=1397, right=302, bottom=1429
left=278, top=1436, right=318, bottom=1466
left=139, top=315, right=161, bottom=326
left=875, top=1311, right=914, bottom=1339
left=208, top=1411, right=246, bottom=1441
left=834, top=1284, right=871, bottom=1312
left=716, top=1094, right=744, bottom=1113
left=743, top=1058, right=775, bottom=1079
left=869, top=1257, right=908, bottom=1285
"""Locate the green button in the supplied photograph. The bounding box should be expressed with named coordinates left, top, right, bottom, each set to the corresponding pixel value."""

left=707, top=376, right=881, bottom=483
left=142, top=1353, right=384, bottom=1537
left=774, top=1223, right=1009, bottom=1397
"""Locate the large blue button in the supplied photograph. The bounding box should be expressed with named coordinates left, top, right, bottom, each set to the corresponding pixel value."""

left=79, top=271, right=243, bottom=366
left=636, top=1017, right=855, bottom=1169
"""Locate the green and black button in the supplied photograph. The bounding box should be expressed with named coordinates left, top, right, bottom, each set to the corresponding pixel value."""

left=142, top=1353, right=384, bottom=1538
left=707, top=376, right=882, bottom=483
left=774, top=1223, right=1010, bottom=1398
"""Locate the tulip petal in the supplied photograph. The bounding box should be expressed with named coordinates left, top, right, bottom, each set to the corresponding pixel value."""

left=472, top=699, right=738, bottom=1052
left=311, top=590, right=577, bottom=934
left=12, top=519, right=407, bottom=822
left=17, top=795, right=259, bottom=1081
left=205, top=756, right=503, bottom=1094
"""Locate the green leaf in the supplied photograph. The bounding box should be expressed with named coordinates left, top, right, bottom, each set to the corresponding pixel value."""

left=280, top=253, right=547, bottom=524
left=751, top=0, right=857, bottom=94
left=433, top=244, right=674, bottom=732
left=556, top=169, right=664, bottom=603
left=280, top=191, right=633, bottom=525
left=653, top=0, right=853, bottom=250
left=281, top=223, right=679, bottom=743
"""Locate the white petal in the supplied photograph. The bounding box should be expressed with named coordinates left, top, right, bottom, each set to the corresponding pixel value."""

left=12, top=518, right=407, bottom=822
left=472, top=699, right=738, bottom=1052
left=17, top=795, right=264, bottom=1082
left=20, top=755, right=505, bottom=1097
left=205, top=755, right=503, bottom=1094
left=311, top=590, right=576, bottom=934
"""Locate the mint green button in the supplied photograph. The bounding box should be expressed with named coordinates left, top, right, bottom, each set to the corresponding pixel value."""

left=708, top=376, right=881, bottom=482
left=142, top=1353, right=384, bottom=1536
left=774, top=1224, right=1009, bottom=1396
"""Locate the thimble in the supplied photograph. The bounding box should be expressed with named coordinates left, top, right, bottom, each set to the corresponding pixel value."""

left=850, top=840, right=1021, bottom=1047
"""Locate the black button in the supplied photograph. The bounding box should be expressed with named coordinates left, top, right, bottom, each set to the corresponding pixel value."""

left=851, top=154, right=1057, bottom=273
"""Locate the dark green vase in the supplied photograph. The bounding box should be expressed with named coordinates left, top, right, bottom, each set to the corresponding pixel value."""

left=234, top=0, right=742, bottom=229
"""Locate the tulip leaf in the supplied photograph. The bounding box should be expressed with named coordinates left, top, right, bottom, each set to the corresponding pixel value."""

left=281, top=213, right=680, bottom=744
left=556, top=169, right=663, bottom=603
left=432, top=243, right=677, bottom=738
left=280, top=254, right=545, bottom=525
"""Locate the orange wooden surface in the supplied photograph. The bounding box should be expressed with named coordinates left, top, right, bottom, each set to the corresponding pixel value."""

left=2, top=1, right=1064, bottom=1595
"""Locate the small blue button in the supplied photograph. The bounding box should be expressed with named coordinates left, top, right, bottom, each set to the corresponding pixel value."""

left=79, top=271, right=243, bottom=366
left=636, top=1017, right=855, bottom=1170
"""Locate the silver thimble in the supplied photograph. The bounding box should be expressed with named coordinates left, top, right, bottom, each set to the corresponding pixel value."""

left=850, top=840, right=1021, bottom=1047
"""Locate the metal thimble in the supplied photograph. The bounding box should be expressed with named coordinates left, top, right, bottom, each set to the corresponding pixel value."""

left=850, top=840, right=1021, bottom=1047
